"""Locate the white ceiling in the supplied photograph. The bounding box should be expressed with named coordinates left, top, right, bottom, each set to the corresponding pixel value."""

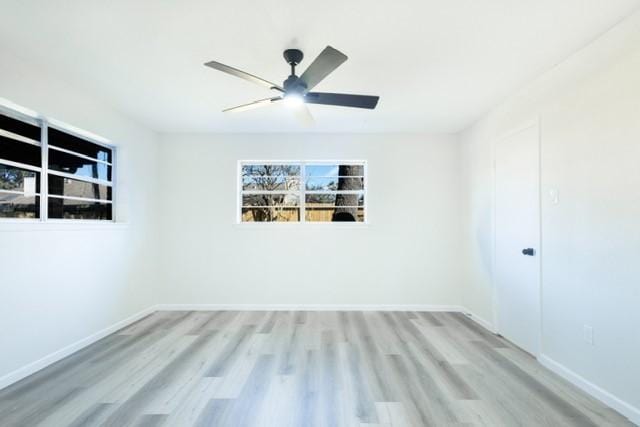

left=1, top=0, right=638, bottom=133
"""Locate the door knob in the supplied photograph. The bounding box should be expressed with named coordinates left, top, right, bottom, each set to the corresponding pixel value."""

left=522, top=248, right=535, bottom=256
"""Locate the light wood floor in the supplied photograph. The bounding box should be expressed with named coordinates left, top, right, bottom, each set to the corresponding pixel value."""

left=0, top=311, right=633, bottom=426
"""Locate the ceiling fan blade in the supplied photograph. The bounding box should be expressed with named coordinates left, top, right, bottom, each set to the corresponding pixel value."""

left=304, top=92, right=379, bottom=109
left=299, top=46, right=348, bottom=90
left=204, top=61, right=284, bottom=91
left=223, top=97, right=282, bottom=113
left=293, top=104, right=315, bottom=127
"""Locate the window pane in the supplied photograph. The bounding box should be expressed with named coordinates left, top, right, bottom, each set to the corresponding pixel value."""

left=242, top=164, right=300, bottom=177
left=48, top=128, right=112, bottom=163
left=48, top=198, right=112, bottom=220
left=0, top=114, right=41, bottom=141
left=305, top=164, right=364, bottom=177
left=305, top=207, right=365, bottom=222
left=0, top=192, right=39, bottom=218
left=305, top=192, right=364, bottom=222
left=48, top=175, right=111, bottom=201
left=243, top=175, right=300, bottom=191
left=242, top=194, right=299, bottom=207
left=242, top=207, right=300, bottom=222
left=0, top=164, right=40, bottom=194
left=0, top=135, right=41, bottom=167
left=305, top=176, right=363, bottom=191
left=305, top=193, right=364, bottom=206
left=48, top=149, right=112, bottom=181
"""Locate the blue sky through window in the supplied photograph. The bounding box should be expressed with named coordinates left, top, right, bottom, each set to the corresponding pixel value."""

left=305, top=165, right=339, bottom=177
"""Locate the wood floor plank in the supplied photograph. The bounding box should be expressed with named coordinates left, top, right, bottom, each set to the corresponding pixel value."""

left=349, top=311, right=397, bottom=402
left=66, top=403, right=115, bottom=427
left=215, top=354, right=276, bottom=426
left=413, top=321, right=470, bottom=365
left=194, top=399, right=232, bottom=427
left=0, top=310, right=633, bottom=427
left=205, top=325, right=257, bottom=377
left=381, top=312, right=478, bottom=400
left=132, top=414, right=168, bottom=427
left=210, top=330, right=269, bottom=400
left=381, top=402, right=412, bottom=427
left=258, top=311, right=278, bottom=334
left=294, top=349, right=319, bottom=427
left=417, top=312, right=444, bottom=327
left=385, top=354, right=436, bottom=426
left=454, top=362, right=562, bottom=426
left=320, top=329, right=344, bottom=427
left=278, top=312, right=303, bottom=375
left=164, top=378, right=221, bottom=426
left=342, top=341, right=379, bottom=424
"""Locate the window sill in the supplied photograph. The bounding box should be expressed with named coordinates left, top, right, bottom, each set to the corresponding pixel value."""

left=0, top=220, right=129, bottom=232
left=233, top=222, right=370, bottom=230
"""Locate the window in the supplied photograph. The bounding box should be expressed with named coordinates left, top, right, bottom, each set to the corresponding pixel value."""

left=0, top=107, right=114, bottom=221
left=47, top=127, right=114, bottom=220
left=239, top=161, right=366, bottom=223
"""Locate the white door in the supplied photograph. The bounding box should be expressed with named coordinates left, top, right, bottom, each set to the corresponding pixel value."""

left=495, top=124, right=541, bottom=356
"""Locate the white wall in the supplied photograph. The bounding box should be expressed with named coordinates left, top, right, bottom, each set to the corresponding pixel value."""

left=460, top=11, right=640, bottom=421
left=157, top=133, right=464, bottom=307
left=0, top=48, right=160, bottom=383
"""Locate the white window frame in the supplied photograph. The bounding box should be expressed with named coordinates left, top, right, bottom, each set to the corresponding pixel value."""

left=0, top=103, right=116, bottom=224
left=237, top=160, right=367, bottom=225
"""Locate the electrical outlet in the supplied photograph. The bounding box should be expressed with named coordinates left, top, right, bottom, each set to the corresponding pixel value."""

left=584, top=325, right=594, bottom=345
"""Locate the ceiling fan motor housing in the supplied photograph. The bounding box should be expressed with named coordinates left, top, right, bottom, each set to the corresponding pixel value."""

left=283, top=74, right=307, bottom=95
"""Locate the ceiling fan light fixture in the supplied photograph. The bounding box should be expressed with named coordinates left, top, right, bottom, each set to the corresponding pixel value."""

left=283, top=93, right=304, bottom=108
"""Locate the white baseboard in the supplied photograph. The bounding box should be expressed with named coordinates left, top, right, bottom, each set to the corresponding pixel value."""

left=539, top=355, right=640, bottom=425
left=154, top=303, right=466, bottom=312
left=460, top=309, right=497, bottom=333
left=0, top=306, right=156, bottom=391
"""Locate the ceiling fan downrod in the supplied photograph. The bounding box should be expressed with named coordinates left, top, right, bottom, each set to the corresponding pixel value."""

left=283, top=48, right=304, bottom=76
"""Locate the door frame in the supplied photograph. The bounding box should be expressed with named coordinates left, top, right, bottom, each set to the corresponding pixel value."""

left=492, top=118, right=543, bottom=357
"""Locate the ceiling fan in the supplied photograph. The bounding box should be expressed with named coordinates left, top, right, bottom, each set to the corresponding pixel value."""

left=204, top=46, right=379, bottom=124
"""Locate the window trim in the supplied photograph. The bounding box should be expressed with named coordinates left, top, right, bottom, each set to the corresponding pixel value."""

left=237, top=160, right=368, bottom=225
left=0, top=103, right=116, bottom=223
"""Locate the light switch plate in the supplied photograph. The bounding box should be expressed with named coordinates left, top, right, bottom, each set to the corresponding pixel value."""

left=549, top=188, right=559, bottom=204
